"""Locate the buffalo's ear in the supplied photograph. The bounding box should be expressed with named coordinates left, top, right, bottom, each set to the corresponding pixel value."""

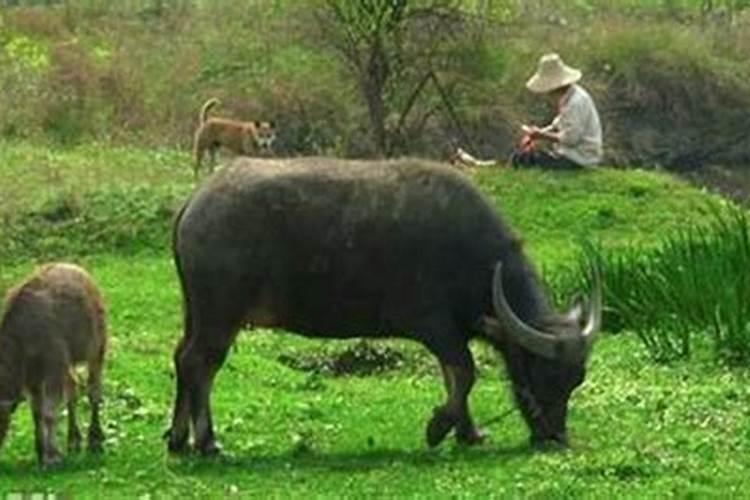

left=565, top=293, right=584, bottom=325
left=564, top=304, right=584, bottom=326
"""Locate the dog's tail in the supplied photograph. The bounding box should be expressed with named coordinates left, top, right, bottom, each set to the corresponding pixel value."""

left=199, top=98, right=220, bottom=125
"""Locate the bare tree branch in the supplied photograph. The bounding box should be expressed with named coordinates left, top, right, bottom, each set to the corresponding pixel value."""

left=318, top=0, right=473, bottom=156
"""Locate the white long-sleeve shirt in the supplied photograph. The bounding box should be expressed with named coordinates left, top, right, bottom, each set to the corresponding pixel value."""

left=544, top=84, right=603, bottom=166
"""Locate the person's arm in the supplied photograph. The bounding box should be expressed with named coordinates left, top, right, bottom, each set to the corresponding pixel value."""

left=540, top=115, right=561, bottom=134
left=532, top=127, right=562, bottom=143
left=525, top=115, right=562, bottom=142
left=552, top=101, right=586, bottom=146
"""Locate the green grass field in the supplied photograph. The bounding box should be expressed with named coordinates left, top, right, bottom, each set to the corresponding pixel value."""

left=1, top=142, right=749, bottom=498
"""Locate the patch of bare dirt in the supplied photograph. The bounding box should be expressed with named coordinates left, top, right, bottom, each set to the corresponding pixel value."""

left=277, top=341, right=406, bottom=377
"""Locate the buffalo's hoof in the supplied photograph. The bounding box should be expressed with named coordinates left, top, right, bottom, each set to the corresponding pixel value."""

left=195, top=439, right=222, bottom=457
left=164, top=428, right=190, bottom=455
left=40, top=449, right=63, bottom=469
left=87, top=428, right=105, bottom=454
left=529, top=434, right=568, bottom=451
left=87, top=437, right=104, bottom=454
left=456, top=425, right=486, bottom=446
left=68, top=432, right=82, bottom=454
left=426, top=408, right=455, bottom=448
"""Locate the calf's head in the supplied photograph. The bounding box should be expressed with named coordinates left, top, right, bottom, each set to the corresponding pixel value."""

left=483, top=263, right=601, bottom=447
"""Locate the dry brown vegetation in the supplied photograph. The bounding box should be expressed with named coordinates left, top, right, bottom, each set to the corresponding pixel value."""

left=0, top=1, right=749, bottom=169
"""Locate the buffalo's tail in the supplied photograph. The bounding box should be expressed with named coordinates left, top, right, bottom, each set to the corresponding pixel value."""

left=172, top=200, right=194, bottom=341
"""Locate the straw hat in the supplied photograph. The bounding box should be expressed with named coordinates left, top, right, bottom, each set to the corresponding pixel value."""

left=526, top=53, right=582, bottom=94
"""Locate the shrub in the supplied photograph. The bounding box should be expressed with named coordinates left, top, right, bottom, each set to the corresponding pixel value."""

left=577, top=22, right=750, bottom=168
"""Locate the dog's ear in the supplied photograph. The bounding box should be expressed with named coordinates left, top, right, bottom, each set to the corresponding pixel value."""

left=254, top=121, right=262, bottom=129
left=268, top=121, right=276, bottom=129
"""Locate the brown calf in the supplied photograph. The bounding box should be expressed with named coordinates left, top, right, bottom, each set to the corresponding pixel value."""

left=0, top=263, right=107, bottom=467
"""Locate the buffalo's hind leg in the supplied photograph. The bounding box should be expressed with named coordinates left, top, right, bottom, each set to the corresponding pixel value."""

left=425, top=338, right=484, bottom=448
left=185, top=322, right=238, bottom=456
left=167, top=263, right=248, bottom=456
left=167, top=333, right=194, bottom=454
left=167, top=302, right=240, bottom=456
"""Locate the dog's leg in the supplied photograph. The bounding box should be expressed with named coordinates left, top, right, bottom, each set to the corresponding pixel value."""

left=193, top=129, right=204, bottom=180
left=208, top=144, right=218, bottom=174
left=194, top=147, right=203, bottom=180
left=241, top=133, right=253, bottom=156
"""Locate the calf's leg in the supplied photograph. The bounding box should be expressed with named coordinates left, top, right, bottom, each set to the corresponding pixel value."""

left=87, top=346, right=106, bottom=453
left=66, top=375, right=82, bottom=453
left=31, top=382, right=63, bottom=467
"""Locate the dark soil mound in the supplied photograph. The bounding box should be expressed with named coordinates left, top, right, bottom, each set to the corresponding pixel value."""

left=277, top=341, right=406, bottom=377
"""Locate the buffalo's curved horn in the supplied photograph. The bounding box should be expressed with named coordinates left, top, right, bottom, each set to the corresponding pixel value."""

left=485, top=262, right=601, bottom=363
left=487, top=263, right=561, bottom=360
left=581, top=266, right=603, bottom=348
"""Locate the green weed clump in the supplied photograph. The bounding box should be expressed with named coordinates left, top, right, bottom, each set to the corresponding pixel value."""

left=0, top=184, right=190, bottom=263
left=579, top=207, right=750, bottom=363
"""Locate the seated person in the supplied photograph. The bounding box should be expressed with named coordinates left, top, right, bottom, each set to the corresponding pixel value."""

left=511, top=53, right=603, bottom=169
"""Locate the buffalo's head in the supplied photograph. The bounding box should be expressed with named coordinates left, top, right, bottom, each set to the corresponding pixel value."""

left=483, top=263, right=601, bottom=447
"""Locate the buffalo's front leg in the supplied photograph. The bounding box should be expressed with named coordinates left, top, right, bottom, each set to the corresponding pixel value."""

left=426, top=344, right=484, bottom=447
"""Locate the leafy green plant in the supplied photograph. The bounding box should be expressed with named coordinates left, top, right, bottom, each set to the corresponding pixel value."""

left=4, top=34, right=49, bottom=70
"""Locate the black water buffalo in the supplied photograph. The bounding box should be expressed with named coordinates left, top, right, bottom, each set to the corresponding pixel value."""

left=165, top=157, right=601, bottom=455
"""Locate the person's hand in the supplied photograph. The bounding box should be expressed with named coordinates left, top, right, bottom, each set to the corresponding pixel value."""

left=522, top=124, right=541, bottom=139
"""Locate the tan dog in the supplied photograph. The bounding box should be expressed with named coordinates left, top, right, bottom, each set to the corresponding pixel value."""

left=192, top=98, right=276, bottom=178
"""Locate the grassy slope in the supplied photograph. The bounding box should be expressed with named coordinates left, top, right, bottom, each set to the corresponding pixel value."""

left=0, top=142, right=190, bottom=217
left=1, top=143, right=747, bottom=498
left=0, top=140, right=724, bottom=267
left=473, top=167, right=723, bottom=266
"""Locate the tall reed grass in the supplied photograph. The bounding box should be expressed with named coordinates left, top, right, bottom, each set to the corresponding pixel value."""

left=574, top=207, right=750, bottom=363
